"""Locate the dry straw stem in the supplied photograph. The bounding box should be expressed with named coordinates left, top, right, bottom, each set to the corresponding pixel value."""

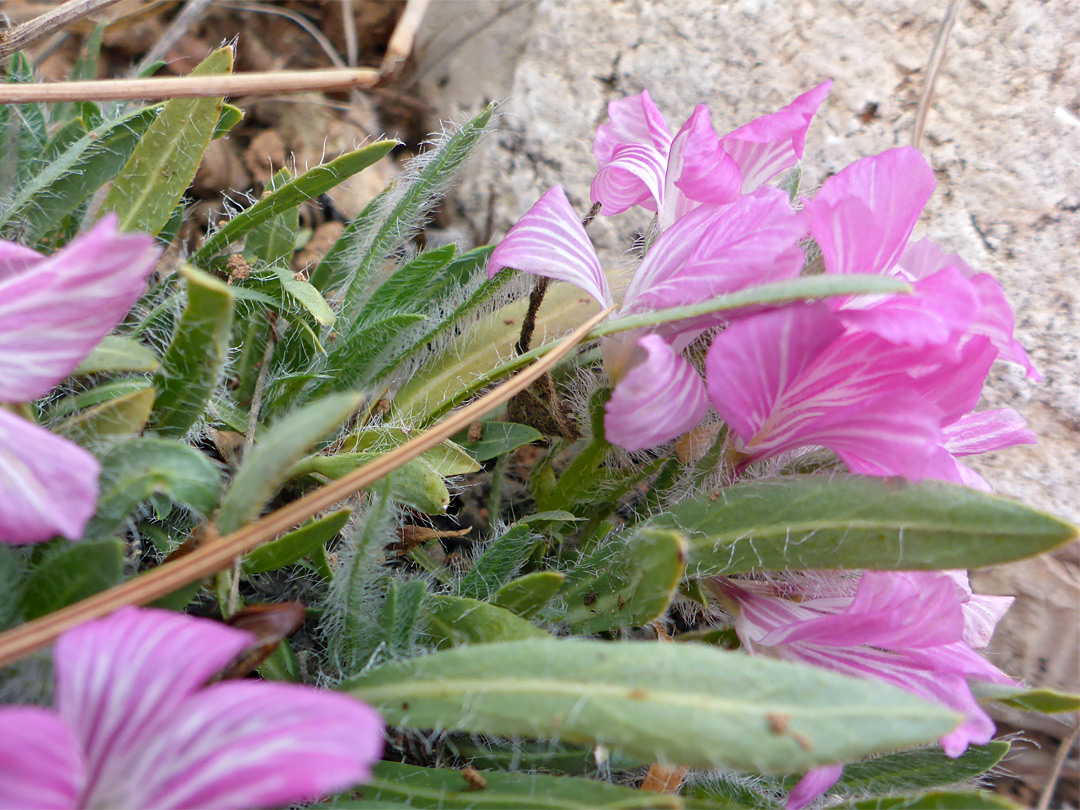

left=0, top=0, right=125, bottom=62
left=0, top=307, right=613, bottom=669
left=913, top=0, right=964, bottom=151
left=381, top=0, right=433, bottom=78
left=0, top=68, right=380, bottom=103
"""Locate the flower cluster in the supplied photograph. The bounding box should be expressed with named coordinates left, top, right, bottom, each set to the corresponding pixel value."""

left=0, top=215, right=161, bottom=545
left=490, top=84, right=1035, bottom=808
left=0, top=608, right=383, bottom=809
left=489, top=85, right=1037, bottom=489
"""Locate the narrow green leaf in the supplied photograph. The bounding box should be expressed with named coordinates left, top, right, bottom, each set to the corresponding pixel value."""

left=149, top=265, right=235, bottom=437
left=391, top=458, right=452, bottom=515
left=0, top=546, right=26, bottom=631
left=275, top=266, right=336, bottom=326
left=458, top=524, right=542, bottom=602
left=426, top=595, right=549, bottom=649
left=216, top=392, right=362, bottom=534
left=1, top=53, right=47, bottom=188
left=244, top=169, right=299, bottom=268
left=354, top=243, right=457, bottom=325
left=843, top=791, right=1019, bottom=809
left=344, top=639, right=960, bottom=773
left=44, top=379, right=151, bottom=422
left=20, top=539, right=125, bottom=620
left=342, top=427, right=480, bottom=475
left=832, top=742, right=1010, bottom=799
left=560, top=528, right=687, bottom=633
left=103, top=47, right=232, bottom=235
left=257, top=637, right=300, bottom=681
left=314, top=313, right=427, bottom=395
left=242, top=508, right=352, bottom=575
left=492, top=571, right=565, bottom=619
left=970, top=682, right=1080, bottom=714
left=74, top=335, right=159, bottom=375
left=332, top=760, right=684, bottom=809
left=644, top=476, right=1079, bottom=575
left=193, top=140, right=396, bottom=264
left=85, top=438, right=222, bottom=539
left=55, top=386, right=155, bottom=443
left=376, top=579, right=428, bottom=660
left=0, top=105, right=160, bottom=240
left=213, top=103, right=244, bottom=139
left=339, top=105, right=494, bottom=321
left=453, top=421, right=543, bottom=462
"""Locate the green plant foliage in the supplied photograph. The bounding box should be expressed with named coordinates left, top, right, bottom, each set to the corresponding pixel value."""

left=457, top=522, right=544, bottom=602
left=373, top=579, right=428, bottom=661
left=0, top=547, right=26, bottom=631
left=192, top=140, right=395, bottom=265
left=559, top=528, right=687, bottom=634
left=216, top=392, right=362, bottom=534
left=970, top=682, right=1080, bottom=713
left=323, top=761, right=688, bottom=809
left=148, top=265, right=235, bottom=437
left=242, top=509, right=352, bottom=575
left=645, top=476, right=1078, bottom=575
left=453, top=421, right=543, bottom=462
left=842, top=791, right=1019, bottom=809
left=85, top=438, right=222, bottom=539
left=55, top=387, right=155, bottom=444
left=492, top=572, right=565, bottom=619
left=19, top=539, right=125, bottom=620
left=426, top=595, right=548, bottom=648
left=102, top=47, right=233, bottom=235
left=73, top=336, right=159, bottom=376
left=344, top=639, right=958, bottom=773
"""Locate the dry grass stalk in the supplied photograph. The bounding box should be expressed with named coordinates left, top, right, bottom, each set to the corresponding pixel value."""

left=0, top=0, right=125, bottom=61
left=913, top=0, right=964, bottom=151
left=0, top=307, right=613, bottom=669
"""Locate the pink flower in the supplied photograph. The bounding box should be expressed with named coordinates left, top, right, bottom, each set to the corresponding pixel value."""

left=0, top=607, right=384, bottom=810
left=591, top=82, right=831, bottom=230
left=488, top=184, right=808, bottom=451
left=704, top=303, right=1035, bottom=484
left=0, top=215, right=160, bottom=544
left=714, top=570, right=1014, bottom=809
left=807, top=148, right=1038, bottom=378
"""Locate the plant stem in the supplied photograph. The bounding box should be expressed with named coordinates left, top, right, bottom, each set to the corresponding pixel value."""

left=0, top=0, right=124, bottom=62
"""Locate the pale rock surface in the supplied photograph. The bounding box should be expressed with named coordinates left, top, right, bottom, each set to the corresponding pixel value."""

left=414, top=0, right=1079, bottom=690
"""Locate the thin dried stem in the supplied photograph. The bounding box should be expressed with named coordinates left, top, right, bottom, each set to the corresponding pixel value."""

left=1037, top=720, right=1080, bottom=810
left=340, top=0, right=359, bottom=68
left=0, top=307, right=613, bottom=669
left=913, top=0, right=964, bottom=151
left=0, top=0, right=124, bottom=62
left=382, top=0, right=432, bottom=78
left=0, top=68, right=379, bottom=103
left=134, top=0, right=215, bottom=76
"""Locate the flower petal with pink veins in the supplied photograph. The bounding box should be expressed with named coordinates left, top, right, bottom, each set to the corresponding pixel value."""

left=808, top=147, right=936, bottom=276
left=0, top=707, right=85, bottom=810
left=786, top=764, right=843, bottom=810
left=721, top=80, right=833, bottom=193
left=593, top=90, right=671, bottom=165
left=0, top=215, right=160, bottom=403
left=961, top=594, right=1015, bottom=649
left=590, top=143, right=667, bottom=215
left=899, top=238, right=1040, bottom=380
left=0, top=241, right=43, bottom=279
left=909, top=337, right=997, bottom=425
left=55, top=608, right=256, bottom=801
left=603, top=335, right=708, bottom=451
left=86, top=682, right=384, bottom=810
left=625, top=187, right=808, bottom=316
left=0, top=409, right=100, bottom=544
left=659, top=105, right=742, bottom=229
left=943, top=408, right=1037, bottom=456
left=489, top=186, right=613, bottom=307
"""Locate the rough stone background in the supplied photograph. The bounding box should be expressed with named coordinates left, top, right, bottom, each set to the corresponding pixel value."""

left=412, top=0, right=1079, bottom=700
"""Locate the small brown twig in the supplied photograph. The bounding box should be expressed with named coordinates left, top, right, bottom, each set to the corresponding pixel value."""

left=1037, top=719, right=1080, bottom=810
left=382, top=0, right=433, bottom=79
left=0, top=68, right=379, bottom=103
left=0, top=0, right=124, bottom=62
left=0, top=307, right=613, bottom=669
left=913, top=0, right=964, bottom=151
left=134, top=0, right=215, bottom=76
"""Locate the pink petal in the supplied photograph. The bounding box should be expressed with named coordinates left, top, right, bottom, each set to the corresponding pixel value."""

left=909, top=337, right=997, bottom=425
left=899, top=239, right=1040, bottom=380
left=0, top=215, right=160, bottom=403
left=961, top=594, right=1014, bottom=649
left=786, top=764, right=843, bottom=810
left=603, top=334, right=708, bottom=451
left=722, top=80, right=833, bottom=193
left=95, top=682, right=383, bottom=810
left=0, top=241, right=43, bottom=279
left=0, top=707, right=84, bottom=810
left=590, top=142, right=666, bottom=215
left=54, top=608, right=255, bottom=802
left=705, top=303, right=846, bottom=444
left=593, top=90, right=671, bottom=165
left=624, top=186, right=809, bottom=316
left=808, top=147, right=936, bottom=276
left=659, top=105, right=742, bottom=229
left=836, top=266, right=981, bottom=352
left=919, top=449, right=993, bottom=492
left=488, top=186, right=613, bottom=307
left=0, top=409, right=100, bottom=544
left=943, top=408, right=1037, bottom=456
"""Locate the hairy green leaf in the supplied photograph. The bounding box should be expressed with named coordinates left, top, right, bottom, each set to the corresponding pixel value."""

left=74, top=335, right=159, bottom=375
left=55, top=386, right=155, bottom=443
left=344, top=639, right=959, bottom=773
left=103, top=47, right=233, bottom=235
left=20, top=539, right=125, bottom=620
left=644, top=476, right=1079, bottom=575
left=242, top=508, right=352, bottom=575
left=843, top=791, right=1018, bottom=809
left=458, top=523, right=542, bottom=602
left=426, top=595, right=548, bottom=648
left=492, top=572, right=565, bottom=619
left=453, top=421, right=542, bottom=462
left=149, top=265, right=235, bottom=437
left=970, top=682, right=1080, bottom=714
